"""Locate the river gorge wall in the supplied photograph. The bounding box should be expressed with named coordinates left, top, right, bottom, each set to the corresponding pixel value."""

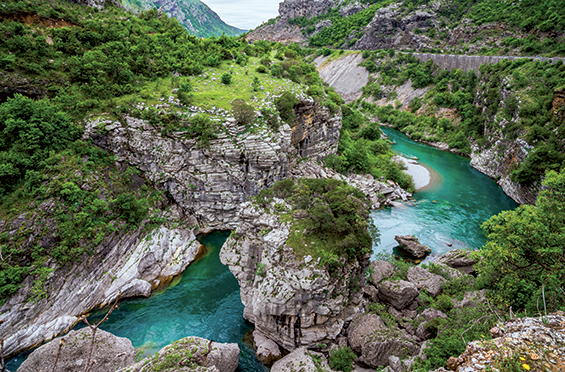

left=0, top=96, right=340, bottom=357
left=314, top=51, right=553, bottom=204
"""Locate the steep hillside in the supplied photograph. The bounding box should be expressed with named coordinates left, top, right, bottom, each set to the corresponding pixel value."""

left=249, top=0, right=565, bottom=56
left=314, top=49, right=565, bottom=204
left=121, top=0, right=245, bottom=37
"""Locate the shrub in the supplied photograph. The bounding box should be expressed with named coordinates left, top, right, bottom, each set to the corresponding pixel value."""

left=231, top=99, right=256, bottom=125
left=328, top=347, right=357, bottom=372
left=256, top=65, right=267, bottom=73
left=221, top=73, right=232, bottom=85
left=275, top=91, right=299, bottom=123
left=185, top=114, right=217, bottom=147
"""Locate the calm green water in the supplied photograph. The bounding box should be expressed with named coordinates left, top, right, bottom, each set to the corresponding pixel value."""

left=7, top=231, right=266, bottom=372
left=372, top=127, right=517, bottom=258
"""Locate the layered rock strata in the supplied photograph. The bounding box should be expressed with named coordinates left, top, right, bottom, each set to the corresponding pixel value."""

left=1, top=97, right=343, bottom=357
left=87, top=98, right=341, bottom=230
left=220, top=199, right=370, bottom=351
left=2, top=220, right=201, bottom=357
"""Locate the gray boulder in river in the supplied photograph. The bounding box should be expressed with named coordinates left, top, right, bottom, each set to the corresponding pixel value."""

left=17, top=328, right=135, bottom=372
left=118, top=336, right=239, bottom=372
left=394, top=235, right=431, bottom=259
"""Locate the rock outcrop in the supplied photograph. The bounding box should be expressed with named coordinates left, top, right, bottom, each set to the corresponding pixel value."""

left=354, top=4, right=436, bottom=51
left=348, top=313, right=419, bottom=368
left=119, top=336, right=240, bottom=372
left=437, top=313, right=565, bottom=372
left=220, top=198, right=369, bottom=351
left=395, top=235, right=431, bottom=259
left=253, top=330, right=282, bottom=365
left=377, top=280, right=419, bottom=310
left=1, top=221, right=201, bottom=357
left=246, top=19, right=306, bottom=44
left=314, top=53, right=369, bottom=103
left=87, top=98, right=341, bottom=230
left=17, top=328, right=135, bottom=372
left=435, top=249, right=476, bottom=275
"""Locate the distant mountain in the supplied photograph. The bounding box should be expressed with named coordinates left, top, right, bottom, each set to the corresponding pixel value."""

left=122, top=0, right=246, bottom=37
left=248, top=0, right=564, bottom=57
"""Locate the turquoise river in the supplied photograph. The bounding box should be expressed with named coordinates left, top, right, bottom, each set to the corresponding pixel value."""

left=6, top=127, right=517, bottom=371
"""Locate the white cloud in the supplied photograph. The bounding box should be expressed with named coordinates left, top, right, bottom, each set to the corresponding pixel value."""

left=201, top=0, right=282, bottom=30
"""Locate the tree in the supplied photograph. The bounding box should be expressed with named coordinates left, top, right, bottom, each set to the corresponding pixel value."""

left=0, top=95, right=80, bottom=195
left=477, top=169, right=565, bottom=312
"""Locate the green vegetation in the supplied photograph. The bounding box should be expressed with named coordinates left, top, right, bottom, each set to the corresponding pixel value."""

left=357, top=51, right=565, bottom=185
left=255, top=179, right=378, bottom=269
left=325, top=105, right=415, bottom=192
left=476, top=169, right=565, bottom=313
left=120, top=0, right=245, bottom=38
left=328, top=346, right=357, bottom=372
left=0, top=0, right=340, bottom=303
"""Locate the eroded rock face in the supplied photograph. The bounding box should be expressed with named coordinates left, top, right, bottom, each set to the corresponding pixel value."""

left=253, top=330, right=282, bottom=365
left=314, top=53, right=369, bottom=103
left=18, top=328, right=135, bottom=372
left=348, top=313, right=419, bottom=368
left=436, top=249, right=476, bottom=275
left=119, top=336, right=240, bottom=372
left=354, top=4, right=436, bottom=51
left=87, top=98, right=340, bottom=230
left=406, top=266, right=445, bottom=297
left=220, top=200, right=369, bottom=351
left=395, top=235, right=431, bottom=259
left=377, top=280, right=419, bottom=310
left=368, top=260, right=395, bottom=285
left=1, top=219, right=201, bottom=357
left=246, top=19, right=306, bottom=44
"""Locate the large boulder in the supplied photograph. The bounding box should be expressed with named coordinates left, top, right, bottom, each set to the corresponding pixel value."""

left=436, top=249, right=476, bottom=275
left=394, top=235, right=431, bottom=259
left=406, top=267, right=445, bottom=297
left=377, top=280, right=419, bottom=310
left=271, top=347, right=334, bottom=372
left=17, top=328, right=135, bottom=372
left=253, top=330, right=281, bottom=365
left=118, top=336, right=239, bottom=372
left=348, top=313, right=385, bottom=352
left=368, top=260, right=395, bottom=285
left=348, top=314, right=419, bottom=368
left=415, top=309, right=448, bottom=340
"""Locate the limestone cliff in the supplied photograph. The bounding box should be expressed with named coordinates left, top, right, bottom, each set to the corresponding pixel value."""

left=220, top=199, right=368, bottom=351
left=87, top=97, right=341, bottom=229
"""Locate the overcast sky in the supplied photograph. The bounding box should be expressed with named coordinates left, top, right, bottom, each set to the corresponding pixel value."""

left=201, top=0, right=282, bottom=30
